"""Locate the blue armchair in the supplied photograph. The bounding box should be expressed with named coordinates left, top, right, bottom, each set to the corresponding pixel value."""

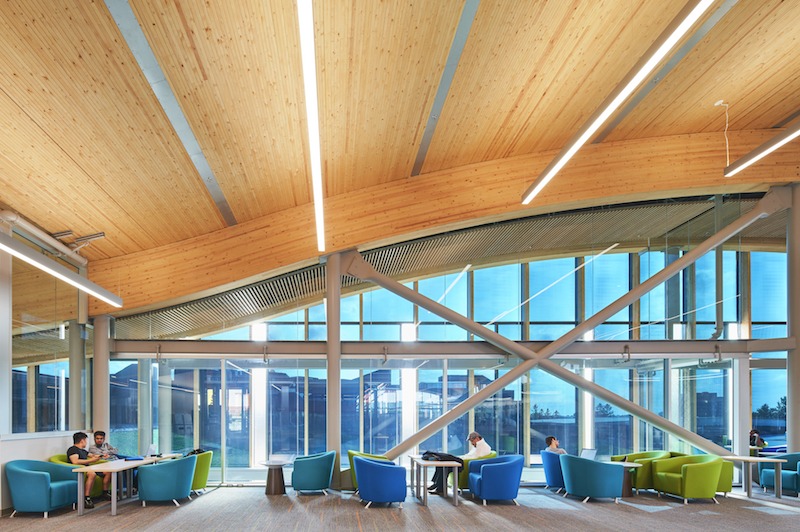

left=541, top=451, right=565, bottom=493
left=352, top=456, right=406, bottom=508
left=560, top=454, right=624, bottom=503
left=137, top=455, right=197, bottom=507
left=292, top=450, right=336, bottom=495
left=467, top=455, right=524, bottom=506
left=5, top=460, right=78, bottom=518
left=759, top=452, right=800, bottom=494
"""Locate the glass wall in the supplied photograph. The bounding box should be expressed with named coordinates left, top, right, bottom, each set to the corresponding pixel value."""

left=8, top=228, right=789, bottom=485
left=10, top=232, right=82, bottom=433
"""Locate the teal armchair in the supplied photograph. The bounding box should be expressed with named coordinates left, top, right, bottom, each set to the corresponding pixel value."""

left=610, top=451, right=670, bottom=492
left=5, top=460, right=78, bottom=518
left=759, top=452, right=800, bottom=494
left=560, top=454, right=624, bottom=503
left=652, top=454, right=723, bottom=504
left=292, top=450, right=336, bottom=494
left=138, top=455, right=197, bottom=507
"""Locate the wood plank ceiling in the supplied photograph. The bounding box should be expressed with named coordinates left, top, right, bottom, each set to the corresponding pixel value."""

left=0, top=0, right=799, bottom=316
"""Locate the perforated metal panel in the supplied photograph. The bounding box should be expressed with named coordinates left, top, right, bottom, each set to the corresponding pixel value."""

left=109, top=196, right=775, bottom=340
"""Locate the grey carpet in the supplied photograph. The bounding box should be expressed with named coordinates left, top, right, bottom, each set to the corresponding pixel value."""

left=3, top=486, right=800, bottom=531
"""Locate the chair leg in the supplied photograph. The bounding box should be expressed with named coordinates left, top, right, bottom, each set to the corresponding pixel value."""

left=555, top=487, right=562, bottom=494
left=483, top=500, right=487, bottom=506
left=142, top=501, right=147, bottom=507
left=172, top=499, right=180, bottom=507
left=9, top=511, right=16, bottom=518
left=513, top=499, right=519, bottom=506
left=399, top=503, right=403, bottom=509
left=683, top=499, right=688, bottom=505
left=582, top=497, right=589, bottom=503
left=322, top=489, right=328, bottom=496
left=712, top=497, right=719, bottom=504
left=614, top=498, right=620, bottom=504
left=365, top=501, right=372, bottom=509
left=544, top=484, right=549, bottom=490
left=43, top=512, right=48, bottom=519
left=188, top=494, right=192, bottom=501
left=562, top=491, right=568, bottom=498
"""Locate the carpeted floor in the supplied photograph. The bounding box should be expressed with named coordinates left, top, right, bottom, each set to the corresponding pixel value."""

left=3, top=486, right=800, bottom=531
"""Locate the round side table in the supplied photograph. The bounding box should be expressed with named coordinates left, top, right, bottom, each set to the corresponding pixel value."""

left=262, top=460, right=289, bottom=495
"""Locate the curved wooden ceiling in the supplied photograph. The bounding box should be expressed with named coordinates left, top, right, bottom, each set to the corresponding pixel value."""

left=0, top=1, right=798, bottom=317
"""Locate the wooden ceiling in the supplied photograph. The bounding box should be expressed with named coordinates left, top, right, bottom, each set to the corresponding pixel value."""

left=1, top=0, right=799, bottom=317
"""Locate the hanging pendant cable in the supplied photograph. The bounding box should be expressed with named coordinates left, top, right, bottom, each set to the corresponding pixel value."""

left=715, top=100, right=730, bottom=165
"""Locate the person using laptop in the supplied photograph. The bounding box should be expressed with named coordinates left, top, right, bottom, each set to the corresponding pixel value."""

left=543, top=435, right=567, bottom=454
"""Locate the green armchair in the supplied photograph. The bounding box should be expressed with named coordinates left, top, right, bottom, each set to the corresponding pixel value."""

left=48, top=454, right=104, bottom=497
left=347, top=450, right=388, bottom=490
left=610, top=451, right=670, bottom=492
left=191, top=451, right=213, bottom=495
left=452, top=451, right=497, bottom=490
left=652, top=454, right=723, bottom=504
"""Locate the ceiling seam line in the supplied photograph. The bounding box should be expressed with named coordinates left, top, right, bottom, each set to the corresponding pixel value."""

left=410, top=0, right=481, bottom=177
left=104, top=0, right=238, bottom=226
left=593, top=0, right=740, bottom=143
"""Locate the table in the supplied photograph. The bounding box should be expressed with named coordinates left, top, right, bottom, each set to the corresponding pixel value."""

left=263, top=460, right=289, bottom=495
left=721, top=455, right=787, bottom=499
left=604, top=461, right=642, bottom=497
left=409, top=455, right=460, bottom=506
left=74, top=453, right=182, bottom=515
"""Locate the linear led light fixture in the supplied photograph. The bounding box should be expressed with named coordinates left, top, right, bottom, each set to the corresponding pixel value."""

left=0, top=231, right=123, bottom=308
left=521, top=0, right=715, bottom=205
left=724, top=120, right=800, bottom=177
left=297, top=0, right=326, bottom=252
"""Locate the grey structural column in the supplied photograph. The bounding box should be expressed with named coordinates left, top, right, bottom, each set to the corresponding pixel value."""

left=138, top=361, right=153, bottom=454
left=158, top=359, right=172, bottom=454
left=93, top=315, right=113, bottom=432
left=787, top=184, right=800, bottom=452
left=0, top=222, right=11, bottom=434
left=342, top=187, right=790, bottom=460
left=68, top=319, right=86, bottom=429
left=326, top=253, right=342, bottom=485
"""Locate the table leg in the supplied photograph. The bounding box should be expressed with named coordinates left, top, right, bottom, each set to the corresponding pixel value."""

left=621, top=467, right=633, bottom=497
left=416, top=463, right=421, bottom=500
left=775, top=463, right=782, bottom=499
left=410, top=460, right=415, bottom=498
left=451, top=466, right=458, bottom=506
left=111, top=471, right=118, bottom=515
left=423, top=467, right=428, bottom=506
left=744, top=462, right=752, bottom=498
left=77, top=472, right=84, bottom=515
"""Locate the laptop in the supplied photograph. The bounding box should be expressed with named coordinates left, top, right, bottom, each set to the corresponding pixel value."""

left=579, top=448, right=597, bottom=460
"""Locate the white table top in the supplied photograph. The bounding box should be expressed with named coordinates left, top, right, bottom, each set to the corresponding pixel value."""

left=73, top=453, right=182, bottom=473
left=262, top=460, right=289, bottom=467
left=604, top=461, right=643, bottom=468
left=411, top=457, right=462, bottom=467
left=721, top=455, right=787, bottom=463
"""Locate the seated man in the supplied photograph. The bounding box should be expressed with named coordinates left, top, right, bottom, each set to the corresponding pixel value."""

left=543, top=435, right=567, bottom=454
left=68, top=431, right=109, bottom=509
left=89, top=430, right=122, bottom=460
left=428, top=431, right=492, bottom=494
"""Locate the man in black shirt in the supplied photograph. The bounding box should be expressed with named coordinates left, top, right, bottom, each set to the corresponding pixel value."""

left=67, top=431, right=108, bottom=509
